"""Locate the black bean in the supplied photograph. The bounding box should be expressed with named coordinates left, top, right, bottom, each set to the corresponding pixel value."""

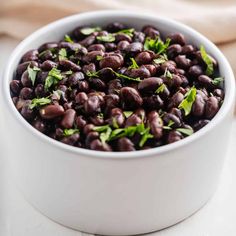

left=205, top=96, right=219, bottom=119
left=142, top=25, right=160, bottom=38
left=167, top=44, right=182, bottom=59
left=193, top=119, right=210, bottom=131
left=106, top=22, right=125, bottom=32
left=168, top=33, right=186, bottom=46
left=117, top=40, right=130, bottom=51
left=88, top=44, right=105, bottom=52
left=21, top=49, right=38, bottom=63
left=10, top=80, right=21, bottom=94
left=120, top=87, right=143, bottom=109
left=125, top=42, right=143, bottom=55
left=90, top=139, right=112, bottom=151
left=61, top=133, right=80, bottom=146
left=138, top=77, right=163, bottom=93
left=147, top=111, right=163, bottom=139
left=143, top=95, right=164, bottom=110
left=39, top=104, right=65, bottom=119
left=175, top=55, right=191, bottom=69
left=99, top=54, right=124, bottom=70
left=19, top=87, right=33, bottom=100
left=188, top=65, right=203, bottom=78
left=60, top=109, right=76, bottom=129
left=59, top=60, right=81, bottom=72
left=167, top=130, right=183, bottom=144
left=117, top=137, right=135, bottom=151
left=68, top=72, right=85, bottom=87
left=84, top=95, right=101, bottom=115
left=125, top=65, right=151, bottom=79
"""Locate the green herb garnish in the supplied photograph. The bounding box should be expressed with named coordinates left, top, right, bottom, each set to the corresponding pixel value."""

left=64, top=70, right=73, bottom=75
left=81, top=27, right=101, bottom=35
left=27, top=65, right=40, bottom=85
left=45, top=68, right=63, bottom=91
left=93, top=123, right=153, bottom=147
left=144, top=37, right=171, bottom=54
left=153, top=54, right=168, bottom=64
left=128, top=58, right=139, bottom=69
left=164, top=68, right=173, bottom=79
left=117, top=28, right=134, bottom=37
left=58, top=48, right=67, bottom=61
left=86, top=68, right=141, bottom=82
left=176, top=128, right=193, bottom=136
left=178, top=87, right=197, bottom=116
left=155, top=84, right=166, bottom=94
left=29, top=97, right=51, bottom=109
left=64, top=34, right=74, bottom=43
left=96, top=34, right=115, bottom=43
left=200, top=45, right=214, bottom=76
left=212, top=77, right=224, bottom=86
left=96, top=55, right=103, bottom=61
left=86, top=71, right=99, bottom=78
left=123, top=111, right=133, bottom=118
left=63, top=128, right=80, bottom=136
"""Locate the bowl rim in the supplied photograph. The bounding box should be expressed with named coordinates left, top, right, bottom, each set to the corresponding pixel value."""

left=2, top=10, right=235, bottom=159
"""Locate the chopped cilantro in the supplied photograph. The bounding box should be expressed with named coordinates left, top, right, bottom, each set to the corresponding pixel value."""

left=96, top=34, right=115, bottom=42
left=176, top=128, right=193, bottom=136
left=27, top=65, right=41, bottom=86
left=63, top=129, right=80, bottom=136
left=45, top=68, right=63, bottom=91
left=64, top=34, right=74, bottom=43
left=80, top=27, right=101, bottom=35
left=29, top=97, right=51, bottom=109
left=128, top=58, right=139, bottom=69
left=200, top=45, right=214, bottom=76
left=144, top=36, right=171, bottom=54
left=178, top=87, right=197, bottom=116
left=212, top=77, right=224, bottom=86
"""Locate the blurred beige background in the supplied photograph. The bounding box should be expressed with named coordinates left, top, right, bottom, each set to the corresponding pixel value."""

left=0, top=0, right=236, bottom=73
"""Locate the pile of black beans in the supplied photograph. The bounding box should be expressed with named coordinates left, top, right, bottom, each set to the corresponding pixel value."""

left=10, top=22, right=224, bottom=152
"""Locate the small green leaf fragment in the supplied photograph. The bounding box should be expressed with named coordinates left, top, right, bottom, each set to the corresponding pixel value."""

left=63, top=129, right=80, bottom=136
left=200, top=45, right=214, bottom=76
left=178, top=87, right=197, bottom=116
left=176, top=128, right=193, bottom=136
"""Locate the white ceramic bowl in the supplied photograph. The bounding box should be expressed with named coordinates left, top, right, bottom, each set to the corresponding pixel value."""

left=2, top=10, right=235, bottom=235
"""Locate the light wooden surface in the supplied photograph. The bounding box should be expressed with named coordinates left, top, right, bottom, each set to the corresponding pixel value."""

left=1, top=38, right=236, bottom=236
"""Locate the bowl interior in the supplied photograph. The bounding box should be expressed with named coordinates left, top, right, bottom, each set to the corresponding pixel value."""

left=2, top=11, right=235, bottom=158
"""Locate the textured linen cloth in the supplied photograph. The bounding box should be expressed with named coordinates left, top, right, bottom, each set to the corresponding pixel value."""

left=0, top=0, right=236, bottom=73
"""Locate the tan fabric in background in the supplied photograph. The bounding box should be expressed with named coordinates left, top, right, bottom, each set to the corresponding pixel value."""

left=0, top=0, right=236, bottom=73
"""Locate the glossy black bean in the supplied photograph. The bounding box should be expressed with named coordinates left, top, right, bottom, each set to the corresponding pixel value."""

left=143, top=95, right=164, bottom=110
left=21, top=49, right=39, bottom=63
left=90, top=139, right=112, bottom=151
left=84, top=95, right=101, bottom=115
left=167, top=130, right=183, bottom=143
left=117, top=137, right=135, bottom=151
left=99, top=54, right=124, bottom=70
left=120, top=87, right=143, bottom=109
left=68, top=72, right=85, bottom=86
left=19, top=87, right=33, bottom=100
left=147, top=111, right=163, bottom=139
left=138, top=77, right=163, bottom=93
left=205, top=96, right=219, bottom=119
left=60, top=109, right=76, bottom=129
left=168, top=33, right=186, bottom=46
left=10, top=80, right=21, bottom=94
left=39, top=104, right=65, bottom=119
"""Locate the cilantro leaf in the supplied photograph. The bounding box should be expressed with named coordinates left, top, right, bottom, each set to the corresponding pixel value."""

left=178, top=87, right=197, bottom=116
left=123, top=111, right=133, bottom=118
left=27, top=65, right=40, bottom=85
left=64, top=34, right=74, bottom=43
left=128, top=58, right=139, bottom=69
left=200, top=45, right=214, bottom=76
left=144, top=37, right=171, bottom=54
left=155, top=84, right=166, bottom=94
left=116, top=28, right=134, bottom=37
left=45, top=68, right=63, bottom=91
left=212, top=77, right=224, bottom=86
left=139, top=127, right=153, bottom=147
left=96, top=34, right=115, bottom=42
left=86, top=71, right=99, bottom=78
left=96, top=55, right=103, bottom=61
left=81, top=27, right=101, bottom=35
left=63, top=128, right=80, bottom=136
left=58, top=48, right=67, bottom=61
left=153, top=54, right=168, bottom=64
left=29, top=97, right=51, bottom=109
left=164, top=68, right=173, bottom=79
left=176, top=128, right=193, bottom=136
left=100, top=127, right=112, bottom=144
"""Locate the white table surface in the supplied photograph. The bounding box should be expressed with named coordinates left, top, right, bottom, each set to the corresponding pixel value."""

left=1, top=37, right=236, bottom=236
